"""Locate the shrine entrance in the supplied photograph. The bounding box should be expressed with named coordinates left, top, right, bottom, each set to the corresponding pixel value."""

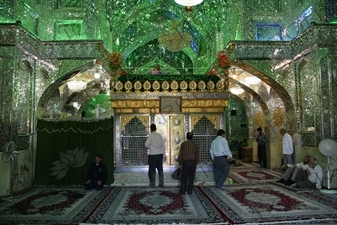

left=114, top=113, right=221, bottom=168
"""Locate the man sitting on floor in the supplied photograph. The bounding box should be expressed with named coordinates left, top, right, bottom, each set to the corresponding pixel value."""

left=84, top=155, right=107, bottom=190
left=289, top=157, right=323, bottom=189
left=276, top=155, right=310, bottom=184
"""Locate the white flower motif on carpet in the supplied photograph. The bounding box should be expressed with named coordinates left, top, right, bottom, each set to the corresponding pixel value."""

left=229, top=168, right=282, bottom=183
left=87, top=187, right=227, bottom=224
left=200, top=184, right=337, bottom=224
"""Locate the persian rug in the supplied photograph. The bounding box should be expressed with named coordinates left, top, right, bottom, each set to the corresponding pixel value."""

left=85, top=186, right=230, bottom=224
left=198, top=183, right=337, bottom=224
left=0, top=186, right=112, bottom=225
left=231, top=162, right=259, bottom=168
left=228, top=167, right=283, bottom=184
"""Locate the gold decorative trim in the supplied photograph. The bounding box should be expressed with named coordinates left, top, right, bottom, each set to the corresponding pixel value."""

left=216, top=80, right=224, bottom=92
left=138, top=116, right=149, bottom=129
left=115, top=81, right=123, bottom=92
left=183, top=108, right=224, bottom=113
left=255, top=111, right=264, bottom=127
left=162, top=81, right=169, bottom=92
left=112, top=99, right=227, bottom=114
left=182, top=99, right=227, bottom=108
left=144, top=80, right=151, bottom=91
left=121, top=115, right=134, bottom=130
left=124, top=81, right=132, bottom=92
left=191, top=115, right=218, bottom=131
left=207, top=80, right=215, bottom=92
left=180, top=80, right=188, bottom=92
left=134, top=81, right=142, bottom=92
left=112, top=100, right=159, bottom=108
left=198, top=80, right=206, bottom=92
left=171, top=80, right=179, bottom=92
left=114, top=79, right=232, bottom=93
left=121, top=115, right=149, bottom=131
left=169, top=114, right=184, bottom=165
left=189, top=80, right=197, bottom=92
left=273, top=107, right=284, bottom=127
left=153, top=81, right=160, bottom=91
left=115, top=108, right=159, bottom=114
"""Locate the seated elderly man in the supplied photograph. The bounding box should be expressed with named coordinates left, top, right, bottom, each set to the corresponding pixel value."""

left=276, top=155, right=310, bottom=184
left=289, top=157, right=323, bottom=189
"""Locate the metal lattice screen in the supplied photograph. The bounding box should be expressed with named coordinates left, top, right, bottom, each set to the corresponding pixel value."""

left=121, top=117, right=148, bottom=166
left=192, top=116, right=217, bottom=164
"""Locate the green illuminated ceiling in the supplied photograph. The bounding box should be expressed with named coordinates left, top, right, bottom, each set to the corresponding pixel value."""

left=0, top=0, right=240, bottom=74
left=106, top=0, right=238, bottom=74
left=2, top=0, right=332, bottom=75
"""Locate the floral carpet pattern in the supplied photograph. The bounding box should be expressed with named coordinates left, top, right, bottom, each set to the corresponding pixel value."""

left=228, top=167, right=283, bottom=184
left=199, top=183, right=337, bottom=224
left=0, top=186, right=112, bottom=225
left=1, top=178, right=337, bottom=224
left=86, top=186, right=227, bottom=224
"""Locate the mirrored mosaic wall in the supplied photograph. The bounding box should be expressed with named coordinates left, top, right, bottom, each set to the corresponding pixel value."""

left=1, top=0, right=337, bottom=152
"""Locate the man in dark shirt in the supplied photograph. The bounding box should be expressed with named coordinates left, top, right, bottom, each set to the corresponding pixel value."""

left=84, top=155, right=107, bottom=190
left=256, top=127, right=268, bottom=169
left=178, top=132, right=199, bottom=195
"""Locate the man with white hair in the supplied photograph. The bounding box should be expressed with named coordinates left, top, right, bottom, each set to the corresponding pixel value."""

left=277, top=155, right=310, bottom=184
left=290, top=157, right=323, bottom=189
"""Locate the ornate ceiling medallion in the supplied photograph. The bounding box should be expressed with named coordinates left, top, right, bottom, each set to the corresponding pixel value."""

left=158, top=20, right=192, bottom=52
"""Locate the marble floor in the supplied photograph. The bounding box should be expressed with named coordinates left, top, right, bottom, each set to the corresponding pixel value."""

left=112, top=164, right=216, bottom=187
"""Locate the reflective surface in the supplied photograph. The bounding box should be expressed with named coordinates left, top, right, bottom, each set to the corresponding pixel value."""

left=0, top=0, right=336, bottom=149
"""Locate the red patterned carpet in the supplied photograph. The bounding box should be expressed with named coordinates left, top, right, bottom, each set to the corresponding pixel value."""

left=0, top=186, right=111, bottom=225
left=229, top=166, right=283, bottom=184
left=1, top=184, right=337, bottom=225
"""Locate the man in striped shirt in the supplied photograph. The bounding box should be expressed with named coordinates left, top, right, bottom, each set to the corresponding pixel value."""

left=178, top=132, right=199, bottom=195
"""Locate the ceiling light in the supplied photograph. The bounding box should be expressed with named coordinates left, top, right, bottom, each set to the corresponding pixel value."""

left=229, top=86, right=245, bottom=95
left=243, top=76, right=261, bottom=85
left=94, top=72, right=101, bottom=79
left=174, top=0, right=204, bottom=7
left=67, top=80, right=87, bottom=92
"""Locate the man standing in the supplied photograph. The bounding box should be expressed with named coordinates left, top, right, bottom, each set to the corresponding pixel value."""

left=279, top=128, right=294, bottom=166
left=84, top=155, right=107, bottom=190
left=145, top=124, right=166, bottom=188
left=256, top=127, right=268, bottom=169
left=210, top=129, right=233, bottom=190
left=290, top=157, right=323, bottom=189
left=178, top=132, right=199, bottom=195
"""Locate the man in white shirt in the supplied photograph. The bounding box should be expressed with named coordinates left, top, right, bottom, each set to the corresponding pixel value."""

left=145, top=124, right=166, bottom=188
left=291, top=157, right=323, bottom=189
left=210, top=129, right=233, bottom=190
left=279, top=128, right=294, bottom=166
left=277, top=155, right=310, bottom=184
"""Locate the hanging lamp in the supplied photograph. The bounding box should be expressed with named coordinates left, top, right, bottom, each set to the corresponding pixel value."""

left=175, top=0, right=204, bottom=11
left=174, top=0, right=204, bottom=6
